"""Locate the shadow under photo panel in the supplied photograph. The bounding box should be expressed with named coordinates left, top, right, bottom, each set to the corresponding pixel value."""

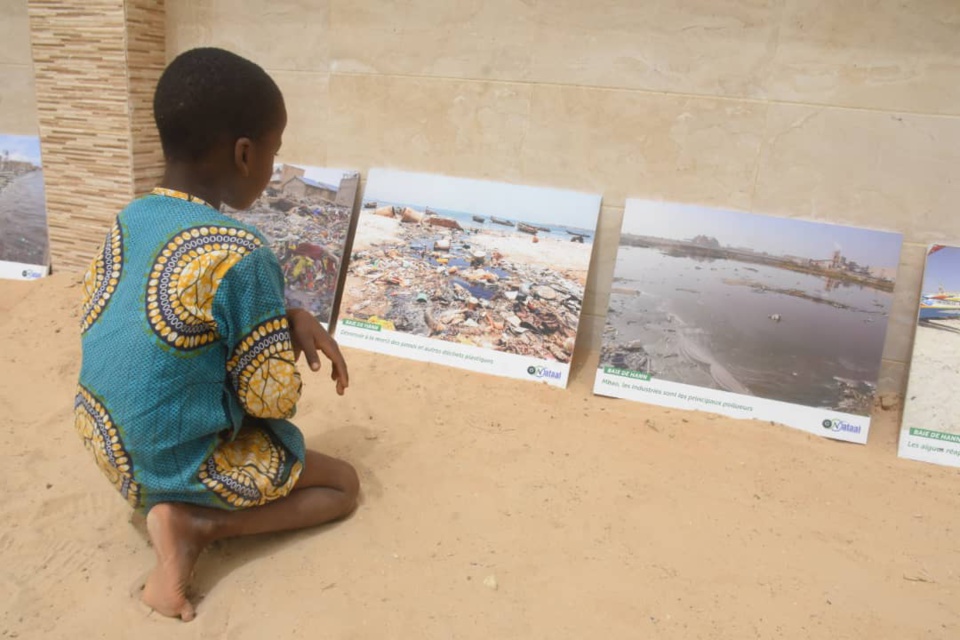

left=335, top=168, right=601, bottom=388
left=229, top=163, right=360, bottom=330
left=594, top=199, right=903, bottom=443
left=899, top=244, right=960, bottom=467
left=0, top=134, right=50, bottom=280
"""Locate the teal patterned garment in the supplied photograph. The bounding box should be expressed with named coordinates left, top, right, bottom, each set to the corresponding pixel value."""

left=74, top=189, right=306, bottom=512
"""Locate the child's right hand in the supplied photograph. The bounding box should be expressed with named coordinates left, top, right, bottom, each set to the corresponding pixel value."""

left=287, top=308, right=350, bottom=395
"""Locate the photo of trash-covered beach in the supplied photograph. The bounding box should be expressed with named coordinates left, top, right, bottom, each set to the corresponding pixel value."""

left=599, top=200, right=902, bottom=416
left=230, top=163, right=359, bottom=327
left=0, top=134, right=49, bottom=273
left=338, top=169, right=601, bottom=370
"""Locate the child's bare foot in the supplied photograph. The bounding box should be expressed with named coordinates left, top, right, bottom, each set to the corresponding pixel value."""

left=143, top=503, right=213, bottom=621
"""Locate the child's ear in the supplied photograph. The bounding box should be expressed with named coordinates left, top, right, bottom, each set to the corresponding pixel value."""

left=234, top=137, right=253, bottom=176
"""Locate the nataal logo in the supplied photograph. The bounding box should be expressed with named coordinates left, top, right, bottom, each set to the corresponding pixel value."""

left=822, top=418, right=862, bottom=435
left=527, top=365, right=562, bottom=380
left=20, top=268, right=43, bottom=280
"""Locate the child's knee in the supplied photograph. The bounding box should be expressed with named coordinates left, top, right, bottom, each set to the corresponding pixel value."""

left=332, top=464, right=359, bottom=519
left=339, top=461, right=360, bottom=504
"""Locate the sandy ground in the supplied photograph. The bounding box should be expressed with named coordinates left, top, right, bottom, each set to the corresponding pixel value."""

left=902, top=321, right=960, bottom=435
left=1, top=273, right=959, bottom=639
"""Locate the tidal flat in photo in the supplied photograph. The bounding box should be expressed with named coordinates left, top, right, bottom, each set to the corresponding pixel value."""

left=230, top=163, right=359, bottom=326
left=0, top=135, right=48, bottom=267
left=601, top=200, right=902, bottom=416
left=340, top=169, right=601, bottom=364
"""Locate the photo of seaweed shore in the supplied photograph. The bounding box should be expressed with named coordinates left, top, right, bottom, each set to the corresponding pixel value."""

left=339, top=169, right=601, bottom=364
left=600, top=200, right=903, bottom=416
left=230, top=163, right=359, bottom=326
left=0, top=134, right=49, bottom=269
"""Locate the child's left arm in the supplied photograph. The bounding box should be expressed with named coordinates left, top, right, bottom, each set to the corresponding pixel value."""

left=212, top=246, right=303, bottom=420
left=286, top=308, right=350, bottom=396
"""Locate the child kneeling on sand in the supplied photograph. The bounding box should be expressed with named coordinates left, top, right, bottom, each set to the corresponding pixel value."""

left=73, top=47, right=359, bottom=621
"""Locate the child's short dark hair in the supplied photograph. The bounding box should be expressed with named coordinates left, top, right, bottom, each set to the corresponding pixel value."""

left=153, top=48, right=284, bottom=161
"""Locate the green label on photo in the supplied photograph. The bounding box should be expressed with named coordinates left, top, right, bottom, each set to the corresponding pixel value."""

left=603, top=366, right=651, bottom=381
left=343, top=318, right=382, bottom=332
left=910, top=428, right=960, bottom=444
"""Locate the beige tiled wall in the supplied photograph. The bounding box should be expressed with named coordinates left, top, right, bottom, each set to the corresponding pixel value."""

left=125, top=0, right=167, bottom=197
left=11, top=0, right=945, bottom=394
left=0, top=0, right=38, bottom=135
left=160, top=0, right=960, bottom=395
left=27, top=0, right=166, bottom=271
left=29, top=0, right=136, bottom=271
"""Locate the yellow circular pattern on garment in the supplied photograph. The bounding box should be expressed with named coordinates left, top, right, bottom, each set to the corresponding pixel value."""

left=80, top=220, right=124, bottom=333
left=226, top=317, right=302, bottom=419
left=198, top=427, right=303, bottom=508
left=146, top=226, right=261, bottom=350
left=74, top=385, right=141, bottom=508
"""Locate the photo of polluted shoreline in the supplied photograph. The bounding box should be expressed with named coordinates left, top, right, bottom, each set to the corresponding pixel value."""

left=600, top=200, right=903, bottom=416
left=339, top=169, right=601, bottom=366
left=0, top=134, right=49, bottom=270
left=230, top=163, right=359, bottom=327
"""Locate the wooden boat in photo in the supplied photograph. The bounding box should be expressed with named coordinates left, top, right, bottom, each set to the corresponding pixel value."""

left=517, top=222, right=539, bottom=235
left=426, top=215, right=463, bottom=231
left=919, top=292, right=960, bottom=320
left=400, top=207, right=425, bottom=224
left=490, top=216, right=514, bottom=227
left=472, top=215, right=485, bottom=223
left=919, top=304, right=960, bottom=320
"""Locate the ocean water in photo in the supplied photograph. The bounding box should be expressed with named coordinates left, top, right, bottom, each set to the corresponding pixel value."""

left=604, top=246, right=892, bottom=413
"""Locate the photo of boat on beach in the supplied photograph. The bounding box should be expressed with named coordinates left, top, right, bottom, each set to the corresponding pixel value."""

left=229, top=163, right=359, bottom=328
left=899, top=245, right=960, bottom=467
left=594, top=200, right=903, bottom=442
left=0, top=134, right=49, bottom=280
left=335, top=168, right=601, bottom=387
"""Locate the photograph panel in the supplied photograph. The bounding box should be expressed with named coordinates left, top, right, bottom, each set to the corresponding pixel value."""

left=0, top=134, right=49, bottom=280
left=595, top=199, right=903, bottom=441
left=336, top=168, right=602, bottom=386
left=899, top=244, right=960, bottom=466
